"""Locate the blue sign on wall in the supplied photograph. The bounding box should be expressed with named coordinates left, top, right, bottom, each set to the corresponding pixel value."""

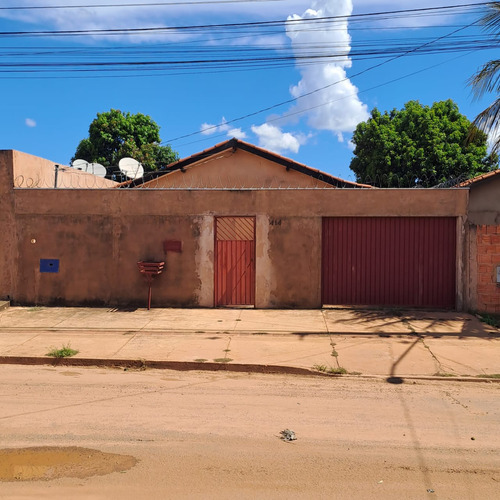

left=40, top=259, right=59, bottom=273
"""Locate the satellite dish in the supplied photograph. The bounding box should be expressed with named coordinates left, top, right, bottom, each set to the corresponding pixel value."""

left=119, top=157, right=144, bottom=180
left=72, top=159, right=88, bottom=171
left=91, top=162, right=107, bottom=178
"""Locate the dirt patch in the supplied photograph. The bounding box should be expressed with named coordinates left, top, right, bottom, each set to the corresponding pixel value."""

left=0, top=446, right=137, bottom=482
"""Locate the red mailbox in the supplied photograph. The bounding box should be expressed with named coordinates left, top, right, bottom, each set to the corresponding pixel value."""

left=137, top=261, right=165, bottom=310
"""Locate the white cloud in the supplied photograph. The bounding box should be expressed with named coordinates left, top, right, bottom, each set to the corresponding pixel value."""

left=251, top=123, right=304, bottom=154
left=283, top=0, right=370, bottom=139
left=228, top=128, right=247, bottom=139
left=200, top=118, right=246, bottom=139
left=25, top=118, right=36, bottom=127
left=200, top=123, right=217, bottom=135
left=200, top=117, right=230, bottom=135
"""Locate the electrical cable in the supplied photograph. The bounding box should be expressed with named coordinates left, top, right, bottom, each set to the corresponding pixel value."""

left=0, top=0, right=286, bottom=10
left=164, top=16, right=483, bottom=142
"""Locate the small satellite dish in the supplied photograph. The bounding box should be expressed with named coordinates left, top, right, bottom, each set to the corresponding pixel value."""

left=72, top=159, right=88, bottom=171
left=91, top=162, right=107, bottom=178
left=119, top=157, right=144, bottom=180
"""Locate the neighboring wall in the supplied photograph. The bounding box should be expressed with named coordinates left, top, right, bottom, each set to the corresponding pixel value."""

left=0, top=151, right=16, bottom=303
left=466, top=174, right=500, bottom=313
left=7, top=149, right=117, bottom=189
left=1, top=178, right=468, bottom=308
left=474, top=226, right=500, bottom=313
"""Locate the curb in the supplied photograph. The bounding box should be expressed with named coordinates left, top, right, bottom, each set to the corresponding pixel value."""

left=0, top=356, right=498, bottom=383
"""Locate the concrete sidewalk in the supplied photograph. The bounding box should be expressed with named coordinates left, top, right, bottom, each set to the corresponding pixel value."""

left=0, top=304, right=498, bottom=380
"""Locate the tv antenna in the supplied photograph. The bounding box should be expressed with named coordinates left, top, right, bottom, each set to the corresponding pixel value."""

left=72, top=159, right=88, bottom=171
left=119, top=157, right=144, bottom=180
left=90, top=162, right=107, bottom=178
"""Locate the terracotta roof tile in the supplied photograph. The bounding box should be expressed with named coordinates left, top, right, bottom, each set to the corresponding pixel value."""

left=118, top=138, right=372, bottom=189
left=457, top=169, right=500, bottom=187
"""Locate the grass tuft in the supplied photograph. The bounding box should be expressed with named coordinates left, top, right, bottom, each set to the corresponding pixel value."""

left=313, top=364, right=347, bottom=375
left=46, top=343, right=79, bottom=358
left=477, top=313, right=500, bottom=328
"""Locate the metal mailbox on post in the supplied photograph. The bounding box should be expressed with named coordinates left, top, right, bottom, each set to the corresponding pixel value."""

left=137, top=261, right=165, bottom=310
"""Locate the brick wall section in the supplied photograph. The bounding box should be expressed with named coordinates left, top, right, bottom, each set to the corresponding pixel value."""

left=476, top=225, right=500, bottom=313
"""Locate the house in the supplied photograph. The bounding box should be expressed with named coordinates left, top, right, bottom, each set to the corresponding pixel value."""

left=0, top=142, right=470, bottom=310
left=460, top=170, right=500, bottom=314
left=119, top=138, right=370, bottom=189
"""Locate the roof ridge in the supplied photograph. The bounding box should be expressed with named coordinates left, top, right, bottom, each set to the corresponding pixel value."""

left=122, top=138, right=371, bottom=189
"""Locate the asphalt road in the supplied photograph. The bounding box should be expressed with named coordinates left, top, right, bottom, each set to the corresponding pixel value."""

left=0, top=365, right=499, bottom=499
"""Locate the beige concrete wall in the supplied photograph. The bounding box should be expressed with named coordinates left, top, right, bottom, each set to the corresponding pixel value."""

left=140, top=149, right=335, bottom=189
left=7, top=149, right=116, bottom=189
left=3, top=188, right=468, bottom=308
left=13, top=188, right=468, bottom=217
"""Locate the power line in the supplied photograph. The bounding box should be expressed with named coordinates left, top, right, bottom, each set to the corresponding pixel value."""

left=0, top=3, right=489, bottom=38
left=0, top=1, right=490, bottom=13
left=173, top=50, right=479, bottom=150
left=164, top=16, right=483, bottom=142
left=0, top=40, right=495, bottom=73
left=0, top=0, right=285, bottom=10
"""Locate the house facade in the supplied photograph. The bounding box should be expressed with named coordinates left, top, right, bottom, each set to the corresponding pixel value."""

left=461, top=171, right=500, bottom=314
left=0, top=141, right=478, bottom=311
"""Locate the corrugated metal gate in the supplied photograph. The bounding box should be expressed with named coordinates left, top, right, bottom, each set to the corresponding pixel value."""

left=215, top=217, right=255, bottom=306
left=322, top=217, right=456, bottom=308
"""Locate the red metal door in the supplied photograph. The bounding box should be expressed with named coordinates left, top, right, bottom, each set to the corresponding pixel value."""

left=322, top=217, right=456, bottom=308
left=215, top=217, right=255, bottom=306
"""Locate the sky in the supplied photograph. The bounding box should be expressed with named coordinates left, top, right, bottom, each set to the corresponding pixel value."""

left=0, top=0, right=497, bottom=183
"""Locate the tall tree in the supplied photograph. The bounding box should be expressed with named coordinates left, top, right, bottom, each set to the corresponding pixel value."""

left=349, top=100, right=497, bottom=187
left=72, top=109, right=178, bottom=176
left=469, top=2, right=500, bottom=153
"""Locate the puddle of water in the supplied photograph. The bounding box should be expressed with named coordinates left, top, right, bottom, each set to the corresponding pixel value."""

left=0, top=447, right=137, bottom=482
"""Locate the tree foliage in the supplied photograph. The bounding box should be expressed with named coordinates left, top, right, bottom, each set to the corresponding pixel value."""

left=349, top=100, right=497, bottom=187
left=72, top=109, right=178, bottom=175
left=469, top=2, right=500, bottom=152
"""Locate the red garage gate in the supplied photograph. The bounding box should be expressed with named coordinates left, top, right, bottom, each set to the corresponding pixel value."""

left=322, top=217, right=457, bottom=309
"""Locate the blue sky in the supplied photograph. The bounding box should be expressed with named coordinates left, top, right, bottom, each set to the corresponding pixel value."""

left=0, top=0, right=496, bottom=183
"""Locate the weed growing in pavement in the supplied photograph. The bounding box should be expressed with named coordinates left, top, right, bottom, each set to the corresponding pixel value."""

left=27, top=306, right=43, bottom=312
left=330, top=341, right=339, bottom=358
left=213, top=358, right=233, bottom=363
left=194, top=358, right=208, bottom=363
left=313, top=364, right=347, bottom=375
left=328, top=367, right=347, bottom=375
left=478, top=373, right=500, bottom=379
left=477, top=313, right=500, bottom=328
left=313, top=364, right=328, bottom=372
left=46, top=343, right=79, bottom=358
left=433, top=372, right=456, bottom=377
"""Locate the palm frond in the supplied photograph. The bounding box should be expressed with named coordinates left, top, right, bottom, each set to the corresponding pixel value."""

left=480, top=2, right=500, bottom=34
left=469, top=59, right=500, bottom=99
left=469, top=97, right=500, bottom=152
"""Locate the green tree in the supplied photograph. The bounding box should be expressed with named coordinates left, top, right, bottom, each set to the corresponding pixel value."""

left=349, top=100, right=497, bottom=187
left=72, top=109, right=178, bottom=175
left=469, top=2, right=500, bottom=153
